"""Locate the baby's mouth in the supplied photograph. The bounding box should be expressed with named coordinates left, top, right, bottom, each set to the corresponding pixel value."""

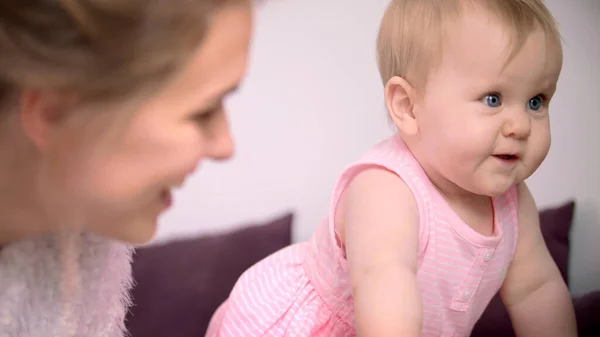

left=493, top=154, right=519, bottom=161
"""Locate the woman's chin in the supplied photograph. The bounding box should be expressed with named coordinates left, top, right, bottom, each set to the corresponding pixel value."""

left=93, top=216, right=159, bottom=246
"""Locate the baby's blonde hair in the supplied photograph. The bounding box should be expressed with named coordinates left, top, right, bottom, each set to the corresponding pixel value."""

left=376, top=0, right=562, bottom=90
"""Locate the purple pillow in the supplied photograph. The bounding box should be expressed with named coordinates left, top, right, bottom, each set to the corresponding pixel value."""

left=575, top=291, right=600, bottom=336
left=471, top=201, right=575, bottom=337
left=126, top=213, right=293, bottom=337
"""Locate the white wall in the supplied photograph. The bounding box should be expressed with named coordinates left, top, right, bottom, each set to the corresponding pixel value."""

left=156, top=0, right=600, bottom=296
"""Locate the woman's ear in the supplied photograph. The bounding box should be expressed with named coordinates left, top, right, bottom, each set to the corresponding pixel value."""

left=18, top=89, right=75, bottom=152
left=384, top=76, right=419, bottom=136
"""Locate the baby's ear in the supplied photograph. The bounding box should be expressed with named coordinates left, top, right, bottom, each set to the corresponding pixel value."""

left=384, top=76, right=418, bottom=136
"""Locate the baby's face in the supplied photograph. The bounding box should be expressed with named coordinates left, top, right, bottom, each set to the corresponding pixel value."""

left=411, top=8, right=562, bottom=197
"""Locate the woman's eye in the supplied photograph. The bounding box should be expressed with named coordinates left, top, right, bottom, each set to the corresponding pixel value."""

left=192, top=106, right=221, bottom=126
left=195, top=110, right=215, bottom=123
left=483, top=93, right=502, bottom=108
left=528, top=95, right=544, bottom=111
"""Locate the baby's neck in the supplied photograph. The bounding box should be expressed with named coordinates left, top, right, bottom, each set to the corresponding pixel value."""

left=420, top=160, right=496, bottom=236
left=421, top=163, right=487, bottom=203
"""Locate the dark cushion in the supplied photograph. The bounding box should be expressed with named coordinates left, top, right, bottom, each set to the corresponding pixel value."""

left=471, top=201, right=575, bottom=337
left=574, top=291, right=600, bottom=336
left=125, top=212, right=294, bottom=337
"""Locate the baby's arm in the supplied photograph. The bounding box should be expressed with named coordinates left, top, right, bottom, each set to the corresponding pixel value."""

left=341, top=168, right=421, bottom=337
left=500, top=183, right=577, bottom=336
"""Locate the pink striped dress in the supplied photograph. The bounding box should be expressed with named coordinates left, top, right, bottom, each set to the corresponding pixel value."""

left=206, top=135, right=519, bottom=337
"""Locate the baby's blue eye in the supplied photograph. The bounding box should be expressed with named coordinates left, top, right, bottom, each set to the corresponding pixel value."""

left=484, top=94, right=501, bottom=108
left=528, top=96, right=543, bottom=111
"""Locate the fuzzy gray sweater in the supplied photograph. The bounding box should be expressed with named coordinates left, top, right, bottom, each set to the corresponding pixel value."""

left=0, top=231, right=134, bottom=337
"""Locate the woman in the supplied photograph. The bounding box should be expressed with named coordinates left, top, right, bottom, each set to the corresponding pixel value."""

left=0, top=0, right=252, bottom=335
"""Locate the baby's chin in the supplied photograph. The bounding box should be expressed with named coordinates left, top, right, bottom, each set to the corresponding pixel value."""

left=483, top=179, right=520, bottom=198
left=459, top=175, right=518, bottom=198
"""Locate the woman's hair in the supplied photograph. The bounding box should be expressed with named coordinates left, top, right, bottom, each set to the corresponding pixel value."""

left=0, top=0, right=242, bottom=107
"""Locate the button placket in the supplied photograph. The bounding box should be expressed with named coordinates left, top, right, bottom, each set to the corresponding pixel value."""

left=451, top=286, right=476, bottom=312
left=482, top=248, right=494, bottom=262
left=461, top=290, right=472, bottom=300
left=450, top=248, right=496, bottom=312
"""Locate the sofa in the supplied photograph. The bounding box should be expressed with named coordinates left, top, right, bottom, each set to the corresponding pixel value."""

left=125, top=201, right=600, bottom=336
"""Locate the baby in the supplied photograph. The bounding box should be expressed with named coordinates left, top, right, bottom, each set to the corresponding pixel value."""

left=207, top=0, right=577, bottom=336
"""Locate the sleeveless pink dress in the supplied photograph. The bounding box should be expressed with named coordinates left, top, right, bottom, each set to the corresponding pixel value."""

left=207, top=135, right=519, bottom=337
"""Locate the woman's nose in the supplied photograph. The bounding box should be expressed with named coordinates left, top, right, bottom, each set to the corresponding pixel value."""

left=205, top=113, right=235, bottom=161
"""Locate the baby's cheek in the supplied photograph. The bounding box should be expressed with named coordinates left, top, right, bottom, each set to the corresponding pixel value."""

left=529, top=140, right=550, bottom=169
left=437, top=125, right=471, bottom=152
left=530, top=127, right=551, bottom=158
